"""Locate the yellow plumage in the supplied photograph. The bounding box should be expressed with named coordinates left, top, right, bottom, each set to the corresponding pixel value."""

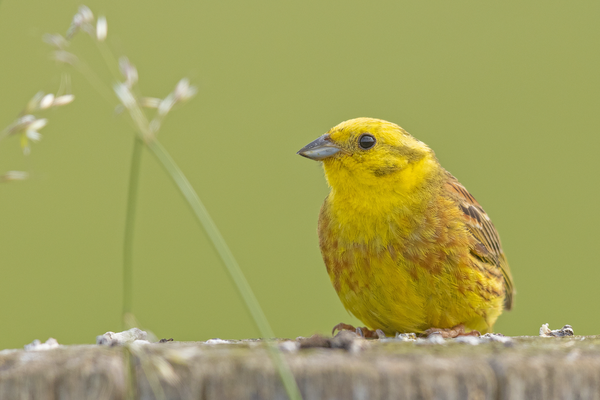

left=298, top=118, right=514, bottom=335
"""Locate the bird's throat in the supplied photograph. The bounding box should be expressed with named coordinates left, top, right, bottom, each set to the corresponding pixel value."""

left=323, top=155, right=441, bottom=217
left=321, top=158, right=443, bottom=248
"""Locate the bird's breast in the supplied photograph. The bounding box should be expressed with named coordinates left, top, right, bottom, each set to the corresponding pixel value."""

left=318, top=191, right=473, bottom=293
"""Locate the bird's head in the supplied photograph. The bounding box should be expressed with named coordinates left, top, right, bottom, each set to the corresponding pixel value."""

left=298, top=118, right=438, bottom=190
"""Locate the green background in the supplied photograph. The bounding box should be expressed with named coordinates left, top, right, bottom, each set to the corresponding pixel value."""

left=0, top=0, right=598, bottom=350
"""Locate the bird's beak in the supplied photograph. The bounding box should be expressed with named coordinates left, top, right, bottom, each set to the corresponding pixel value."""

left=297, top=134, right=341, bottom=161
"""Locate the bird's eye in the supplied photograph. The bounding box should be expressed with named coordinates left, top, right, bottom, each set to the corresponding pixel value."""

left=358, top=134, right=376, bottom=150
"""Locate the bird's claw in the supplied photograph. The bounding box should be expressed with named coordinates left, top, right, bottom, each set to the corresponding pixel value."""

left=332, top=323, right=386, bottom=339
left=423, top=324, right=481, bottom=339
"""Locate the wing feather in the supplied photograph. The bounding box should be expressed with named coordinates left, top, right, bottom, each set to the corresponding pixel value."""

left=444, top=172, right=515, bottom=310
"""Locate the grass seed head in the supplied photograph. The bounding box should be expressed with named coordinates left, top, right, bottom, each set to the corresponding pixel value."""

left=119, top=57, right=138, bottom=88
left=0, top=171, right=29, bottom=182
left=40, top=94, right=55, bottom=110
left=174, top=78, right=197, bottom=103
left=67, top=5, right=95, bottom=38
left=52, top=94, right=75, bottom=107
left=96, top=16, right=107, bottom=42
left=43, top=33, right=69, bottom=50
left=140, top=97, right=161, bottom=108
left=158, top=93, right=175, bottom=117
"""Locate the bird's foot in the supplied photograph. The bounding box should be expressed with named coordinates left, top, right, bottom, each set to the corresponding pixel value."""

left=331, top=323, right=386, bottom=339
left=423, top=324, right=481, bottom=339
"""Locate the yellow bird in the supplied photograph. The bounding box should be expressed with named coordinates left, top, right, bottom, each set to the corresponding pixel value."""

left=298, top=118, right=514, bottom=337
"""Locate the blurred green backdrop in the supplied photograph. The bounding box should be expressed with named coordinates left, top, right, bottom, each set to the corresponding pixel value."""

left=0, top=0, right=599, bottom=349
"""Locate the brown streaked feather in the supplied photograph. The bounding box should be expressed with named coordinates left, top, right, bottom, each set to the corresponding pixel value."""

left=444, top=172, right=515, bottom=310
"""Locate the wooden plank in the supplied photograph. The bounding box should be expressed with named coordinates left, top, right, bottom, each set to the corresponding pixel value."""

left=1, top=334, right=599, bottom=400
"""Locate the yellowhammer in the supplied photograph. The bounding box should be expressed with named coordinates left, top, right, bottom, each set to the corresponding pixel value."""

left=298, top=118, right=514, bottom=338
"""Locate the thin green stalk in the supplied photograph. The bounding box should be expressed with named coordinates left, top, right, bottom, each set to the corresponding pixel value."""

left=146, top=139, right=302, bottom=400
left=123, top=136, right=144, bottom=328
left=48, top=12, right=301, bottom=399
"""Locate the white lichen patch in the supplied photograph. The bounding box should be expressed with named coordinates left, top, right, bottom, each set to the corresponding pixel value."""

left=481, top=333, right=513, bottom=344
left=455, top=336, right=481, bottom=345
left=205, top=338, right=233, bottom=345
left=279, top=340, right=300, bottom=353
left=97, top=327, right=148, bottom=345
left=24, top=338, right=60, bottom=351
left=540, top=323, right=574, bottom=337
left=418, top=333, right=446, bottom=345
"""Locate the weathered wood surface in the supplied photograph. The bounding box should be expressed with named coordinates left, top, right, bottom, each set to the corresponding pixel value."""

left=1, top=334, right=600, bottom=400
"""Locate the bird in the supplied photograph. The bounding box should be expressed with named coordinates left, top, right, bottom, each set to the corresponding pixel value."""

left=297, top=117, right=514, bottom=338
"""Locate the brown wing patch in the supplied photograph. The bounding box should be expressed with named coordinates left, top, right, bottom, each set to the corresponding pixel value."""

left=444, top=172, right=515, bottom=310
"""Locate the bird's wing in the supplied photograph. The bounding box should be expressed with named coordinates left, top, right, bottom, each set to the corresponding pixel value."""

left=444, top=172, right=514, bottom=310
